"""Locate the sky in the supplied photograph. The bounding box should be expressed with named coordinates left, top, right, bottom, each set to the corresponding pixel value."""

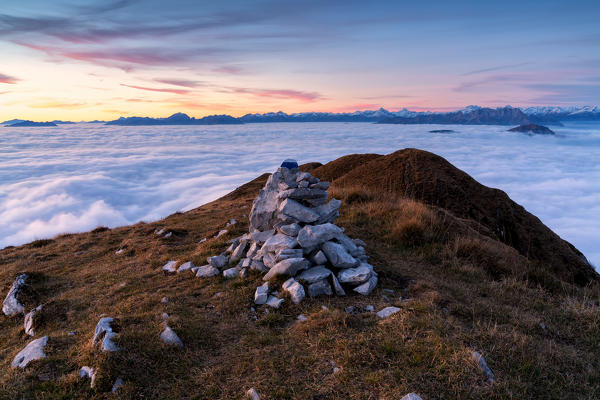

left=0, top=0, right=599, bottom=121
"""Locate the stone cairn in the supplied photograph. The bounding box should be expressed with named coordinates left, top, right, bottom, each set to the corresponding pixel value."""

left=203, top=159, right=378, bottom=307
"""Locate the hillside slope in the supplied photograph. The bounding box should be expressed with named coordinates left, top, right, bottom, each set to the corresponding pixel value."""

left=1, top=149, right=599, bottom=399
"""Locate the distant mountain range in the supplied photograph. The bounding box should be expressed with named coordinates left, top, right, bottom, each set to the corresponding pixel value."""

left=4, top=105, right=600, bottom=127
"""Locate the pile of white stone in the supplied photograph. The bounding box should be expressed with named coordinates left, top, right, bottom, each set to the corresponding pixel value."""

left=201, top=159, right=378, bottom=306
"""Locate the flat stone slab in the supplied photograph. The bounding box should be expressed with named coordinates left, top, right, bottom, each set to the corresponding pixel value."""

left=297, top=266, right=332, bottom=284
left=263, top=258, right=310, bottom=280
left=12, top=336, right=48, bottom=368
left=3, top=274, right=28, bottom=316
left=377, top=306, right=401, bottom=319
left=279, top=223, right=301, bottom=237
left=278, top=198, right=319, bottom=223
left=262, top=233, right=298, bottom=253
left=196, top=265, right=220, bottom=278
left=250, top=229, right=275, bottom=244
left=337, top=264, right=372, bottom=284
left=297, top=223, right=343, bottom=248
left=177, top=261, right=195, bottom=273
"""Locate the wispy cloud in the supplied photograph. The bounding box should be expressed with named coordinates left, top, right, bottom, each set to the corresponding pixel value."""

left=232, top=87, right=323, bottom=102
left=121, top=84, right=190, bottom=95
left=0, top=72, right=19, bottom=84
left=461, top=62, right=530, bottom=76
left=211, top=66, right=244, bottom=74
left=154, top=79, right=203, bottom=88
left=29, top=100, right=87, bottom=109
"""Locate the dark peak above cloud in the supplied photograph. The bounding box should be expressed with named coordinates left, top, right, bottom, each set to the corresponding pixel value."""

left=0, top=72, right=19, bottom=84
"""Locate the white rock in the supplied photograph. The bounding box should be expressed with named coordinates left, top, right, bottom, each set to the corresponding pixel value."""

left=376, top=306, right=401, bottom=319
left=226, top=218, right=237, bottom=226
left=246, top=242, right=259, bottom=259
left=262, top=233, right=298, bottom=253
left=199, top=238, right=207, bottom=244
left=308, top=279, right=333, bottom=297
left=191, top=266, right=199, bottom=273
left=231, top=240, right=248, bottom=260
left=247, top=387, right=260, bottom=400
left=250, top=229, right=275, bottom=244
left=364, top=305, right=375, bottom=312
left=177, top=261, right=195, bottom=273
left=297, top=314, right=308, bottom=321
left=311, top=181, right=330, bottom=190
left=223, top=267, right=239, bottom=279
left=279, top=223, right=301, bottom=236
left=250, top=260, right=268, bottom=272
left=297, top=223, right=343, bottom=248
left=161, top=260, right=178, bottom=274
left=250, top=171, right=283, bottom=232
left=311, top=250, right=328, bottom=265
left=208, top=255, right=228, bottom=268
left=115, top=249, right=124, bottom=255
left=254, top=282, right=270, bottom=305
left=314, top=199, right=341, bottom=224
left=335, top=233, right=361, bottom=256
left=278, top=187, right=328, bottom=202
left=11, top=336, right=48, bottom=368
left=111, top=377, right=124, bottom=392
left=278, top=198, right=319, bottom=223
left=282, top=278, right=305, bottom=304
left=163, top=232, right=172, bottom=238
left=196, top=265, right=220, bottom=278
left=161, top=297, right=169, bottom=303
left=400, top=394, right=423, bottom=400
left=266, top=295, right=284, bottom=309
left=297, top=266, right=332, bottom=284
left=93, top=317, right=120, bottom=352
left=275, top=248, right=303, bottom=262
left=263, top=252, right=277, bottom=269
left=24, top=305, right=42, bottom=336
left=3, top=274, right=27, bottom=316
left=155, top=228, right=165, bottom=235
left=80, top=366, right=97, bottom=388
left=471, top=351, right=495, bottom=382
left=322, top=241, right=359, bottom=268
left=337, top=264, right=372, bottom=284
left=160, top=326, right=183, bottom=347
left=214, top=229, right=228, bottom=238
left=263, top=258, right=310, bottom=280
left=354, top=275, right=378, bottom=296
left=296, top=172, right=312, bottom=182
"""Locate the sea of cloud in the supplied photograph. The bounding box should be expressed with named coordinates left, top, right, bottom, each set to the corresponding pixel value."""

left=1, top=122, right=599, bottom=268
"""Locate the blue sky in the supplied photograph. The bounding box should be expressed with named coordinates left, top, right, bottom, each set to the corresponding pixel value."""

left=0, top=0, right=599, bottom=119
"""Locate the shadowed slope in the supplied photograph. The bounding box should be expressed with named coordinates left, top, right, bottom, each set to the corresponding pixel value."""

left=312, top=149, right=596, bottom=285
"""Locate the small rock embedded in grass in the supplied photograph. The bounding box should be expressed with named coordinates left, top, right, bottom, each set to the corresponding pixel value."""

left=115, top=249, right=124, bottom=255
left=246, top=387, right=260, bottom=400
left=80, top=366, right=97, bottom=388
left=93, top=317, right=120, bottom=352
left=161, top=297, right=169, bottom=303
left=377, top=306, right=401, bottom=319
left=160, top=326, right=183, bottom=347
left=226, top=219, right=237, bottom=226
left=155, top=228, right=165, bottom=235
left=223, top=267, right=239, bottom=279
left=12, top=336, right=48, bottom=368
left=214, top=229, right=228, bottom=239
left=161, top=260, right=177, bottom=274
left=266, top=295, right=284, bottom=308
left=471, top=351, right=495, bottom=382
left=364, top=305, right=374, bottom=312
left=282, top=277, right=305, bottom=304
left=24, top=305, right=42, bottom=336
left=254, top=282, right=270, bottom=305
left=196, top=265, right=219, bottom=277
left=297, top=314, right=308, bottom=321
left=400, top=394, right=423, bottom=400
left=112, top=377, right=124, bottom=392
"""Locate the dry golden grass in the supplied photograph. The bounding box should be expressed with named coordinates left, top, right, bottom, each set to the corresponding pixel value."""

left=0, top=173, right=598, bottom=399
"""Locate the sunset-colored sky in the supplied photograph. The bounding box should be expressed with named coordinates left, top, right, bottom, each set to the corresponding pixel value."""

left=0, top=0, right=599, bottom=121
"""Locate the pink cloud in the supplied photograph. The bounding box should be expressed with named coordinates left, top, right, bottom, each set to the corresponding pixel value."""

left=212, top=65, right=244, bottom=74
left=0, top=73, right=19, bottom=84
left=120, top=84, right=190, bottom=95
left=233, top=88, right=322, bottom=102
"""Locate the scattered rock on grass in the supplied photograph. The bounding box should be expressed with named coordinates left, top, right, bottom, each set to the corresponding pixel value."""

left=24, top=305, right=42, bottom=336
left=177, top=261, right=195, bottom=273
left=3, top=274, right=28, bottom=316
left=11, top=336, right=48, bottom=368
left=160, top=326, right=183, bottom=347
left=471, top=351, right=495, bottom=382
left=161, top=260, right=177, bottom=275
left=112, top=377, right=124, bottom=392
left=93, top=317, right=120, bottom=352
left=376, top=306, right=401, bottom=319
left=246, top=387, right=260, bottom=400
left=400, top=394, right=423, bottom=400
